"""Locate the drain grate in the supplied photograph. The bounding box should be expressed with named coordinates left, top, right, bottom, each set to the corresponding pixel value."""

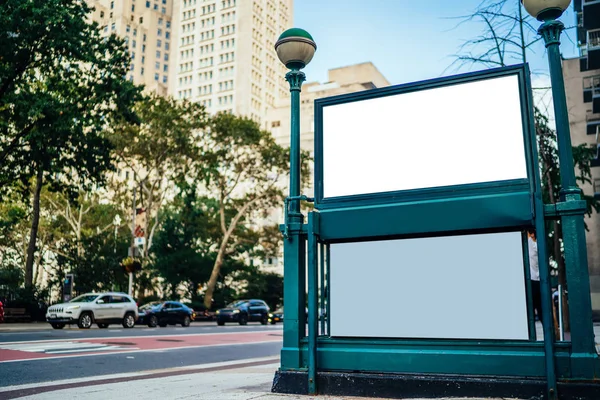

left=156, top=339, right=184, bottom=342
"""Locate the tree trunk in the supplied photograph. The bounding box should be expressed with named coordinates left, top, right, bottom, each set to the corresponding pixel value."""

left=25, top=167, right=43, bottom=287
left=203, top=235, right=230, bottom=309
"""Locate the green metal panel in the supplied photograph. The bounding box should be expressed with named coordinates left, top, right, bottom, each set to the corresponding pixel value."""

left=318, top=190, right=532, bottom=241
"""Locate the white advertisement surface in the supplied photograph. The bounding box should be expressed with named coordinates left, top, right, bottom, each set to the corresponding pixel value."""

left=322, top=74, right=527, bottom=199
left=329, top=231, right=529, bottom=340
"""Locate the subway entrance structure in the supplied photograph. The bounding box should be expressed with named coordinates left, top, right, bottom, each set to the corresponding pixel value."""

left=271, top=33, right=600, bottom=398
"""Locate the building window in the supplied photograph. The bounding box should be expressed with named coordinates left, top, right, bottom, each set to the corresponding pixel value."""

left=159, top=18, right=163, bottom=26
left=155, top=62, right=160, bottom=69
left=165, top=32, right=170, bottom=39
left=157, top=40, right=162, bottom=47
left=100, top=11, right=104, bottom=18
left=156, top=51, right=161, bottom=58
left=163, top=64, right=168, bottom=72
left=272, top=121, right=281, bottom=128
left=155, top=73, right=159, bottom=81
left=141, top=67, right=144, bottom=75
left=133, top=28, right=137, bottom=37
left=126, top=25, right=131, bottom=33
left=164, top=53, right=169, bottom=61
left=154, top=4, right=158, bottom=10
left=165, top=42, right=169, bottom=50
left=146, top=1, right=150, bottom=7
left=111, top=23, right=116, bottom=30
left=110, top=1, right=114, bottom=9
left=157, top=29, right=162, bottom=37
left=162, top=7, right=166, bottom=13
left=163, top=75, right=168, bottom=83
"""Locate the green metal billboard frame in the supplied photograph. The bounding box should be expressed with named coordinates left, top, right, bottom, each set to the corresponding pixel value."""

left=277, top=64, right=600, bottom=400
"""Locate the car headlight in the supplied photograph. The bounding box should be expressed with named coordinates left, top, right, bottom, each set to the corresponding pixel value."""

left=268, top=313, right=273, bottom=318
left=216, top=310, right=220, bottom=315
left=233, top=309, right=240, bottom=314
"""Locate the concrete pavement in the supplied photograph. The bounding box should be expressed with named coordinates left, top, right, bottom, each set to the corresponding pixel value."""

left=0, top=357, right=510, bottom=400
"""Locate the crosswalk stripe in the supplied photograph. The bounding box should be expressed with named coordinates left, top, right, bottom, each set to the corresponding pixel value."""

left=0, top=341, right=134, bottom=354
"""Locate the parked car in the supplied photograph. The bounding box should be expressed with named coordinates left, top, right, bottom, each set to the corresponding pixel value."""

left=268, top=308, right=283, bottom=325
left=46, top=292, right=138, bottom=329
left=216, top=299, right=269, bottom=325
left=137, top=301, right=195, bottom=327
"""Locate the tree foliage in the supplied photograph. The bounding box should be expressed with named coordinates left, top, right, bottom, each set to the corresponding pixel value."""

left=0, top=0, right=140, bottom=286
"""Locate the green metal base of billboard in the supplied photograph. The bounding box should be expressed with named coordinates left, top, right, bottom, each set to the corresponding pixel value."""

left=280, top=342, right=600, bottom=380
left=272, top=368, right=600, bottom=400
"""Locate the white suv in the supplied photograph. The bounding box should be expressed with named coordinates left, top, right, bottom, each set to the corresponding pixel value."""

left=46, top=292, right=139, bottom=330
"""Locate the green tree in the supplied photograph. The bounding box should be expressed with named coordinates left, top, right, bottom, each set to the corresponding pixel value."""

left=197, top=113, right=310, bottom=309
left=0, top=0, right=140, bottom=287
left=239, top=269, right=284, bottom=311
left=109, top=94, right=207, bottom=260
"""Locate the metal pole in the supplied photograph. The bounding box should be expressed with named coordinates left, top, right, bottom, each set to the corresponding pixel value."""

left=286, top=69, right=305, bottom=224
left=319, top=242, right=325, bottom=335
left=539, top=18, right=596, bottom=376
left=307, top=212, right=318, bottom=395
left=130, top=179, right=136, bottom=297
left=281, top=67, right=307, bottom=370
left=558, top=284, right=564, bottom=341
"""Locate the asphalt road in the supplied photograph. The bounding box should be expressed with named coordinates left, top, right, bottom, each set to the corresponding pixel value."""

left=0, top=322, right=283, bottom=388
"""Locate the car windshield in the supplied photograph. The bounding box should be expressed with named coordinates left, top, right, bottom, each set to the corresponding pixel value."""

left=70, top=294, right=99, bottom=303
left=139, top=301, right=163, bottom=310
left=227, top=300, right=248, bottom=308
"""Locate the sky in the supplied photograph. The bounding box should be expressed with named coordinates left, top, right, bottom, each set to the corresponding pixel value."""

left=293, top=0, right=580, bottom=87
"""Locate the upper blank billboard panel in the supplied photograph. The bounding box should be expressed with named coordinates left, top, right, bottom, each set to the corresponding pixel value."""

left=322, top=74, right=527, bottom=199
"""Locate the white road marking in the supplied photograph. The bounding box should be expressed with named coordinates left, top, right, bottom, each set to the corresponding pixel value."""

left=0, top=341, right=138, bottom=354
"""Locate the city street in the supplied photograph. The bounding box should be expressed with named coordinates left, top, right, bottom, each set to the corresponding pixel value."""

left=0, top=322, right=283, bottom=391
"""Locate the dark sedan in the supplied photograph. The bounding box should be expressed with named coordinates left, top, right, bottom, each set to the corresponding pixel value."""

left=268, top=308, right=283, bottom=325
left=216, top=299, right=269, bottom=325
left=137, top=301, right=195, bottom=327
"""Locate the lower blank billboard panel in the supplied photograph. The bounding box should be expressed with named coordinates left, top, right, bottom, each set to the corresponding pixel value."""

left=329, top=232, right=529, bottom=340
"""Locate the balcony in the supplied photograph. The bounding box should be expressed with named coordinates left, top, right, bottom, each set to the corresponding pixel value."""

left=584, top=1, right=600, bottom=30
left=588, top=29, right=600, bottom=70
left=584, top=75, right=600, bottom=104
left=588, top=119, right=600, bottom=135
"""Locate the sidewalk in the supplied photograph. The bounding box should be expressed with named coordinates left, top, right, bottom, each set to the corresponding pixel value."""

left=0, top=357, right=510, bottom=400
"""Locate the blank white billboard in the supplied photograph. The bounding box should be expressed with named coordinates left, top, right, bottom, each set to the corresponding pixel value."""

left=322, top=74, right=527, bottom=199
left=329, top=232, right=529, bottom=340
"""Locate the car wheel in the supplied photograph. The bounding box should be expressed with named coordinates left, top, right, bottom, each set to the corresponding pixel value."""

left=51, top=323, right=65, bottom=329
left=261, top=314, right=268, bottom=325
left=147, top=315, right=158, bottom=328
left=217, top=320, right=225, bottom=326
left=182, top=316, right=191, bottom=327
left=97, top=323, right=109, bottom=329
left=238, top=314, right=248, bottom=325
left=77, top=312, right=93, bottom=329
left=122, top=312, right=136, bottom=329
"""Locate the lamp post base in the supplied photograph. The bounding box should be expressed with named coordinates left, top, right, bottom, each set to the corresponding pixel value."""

left=272, top=369, right=600, bottom=399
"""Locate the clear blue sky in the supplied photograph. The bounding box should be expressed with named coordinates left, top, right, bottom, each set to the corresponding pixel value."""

left=294, top=0, right=579, bottom=86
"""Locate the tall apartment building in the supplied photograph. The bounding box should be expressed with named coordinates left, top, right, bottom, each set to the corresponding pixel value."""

left=563, top=0, right=600, bottom=317
left=170, top=0, right=293, bottom=122
left=88, top=0, right=174, bottom=96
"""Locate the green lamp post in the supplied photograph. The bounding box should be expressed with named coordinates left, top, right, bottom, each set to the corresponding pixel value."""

left=522, top=0, right=597, bottom=377
left=274, top=27, right=317, bottom=383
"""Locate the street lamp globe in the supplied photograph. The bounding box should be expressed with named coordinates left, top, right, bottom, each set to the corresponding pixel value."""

left=274, top=28, right=317, bottom=70
left=521, top=0, right=571, bottom=20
